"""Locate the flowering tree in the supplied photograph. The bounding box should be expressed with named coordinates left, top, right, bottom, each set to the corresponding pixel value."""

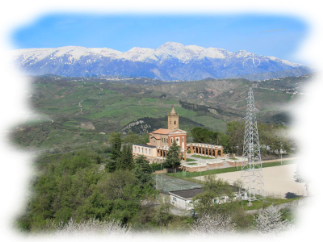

left=52, top=218, right=130, bottom=236
left=255, top=205, right=293, bottom=234
left=191, top=214, right=234, bottom=234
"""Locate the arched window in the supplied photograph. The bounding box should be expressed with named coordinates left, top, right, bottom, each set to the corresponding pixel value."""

left=174, top=121, right=176, bottom=124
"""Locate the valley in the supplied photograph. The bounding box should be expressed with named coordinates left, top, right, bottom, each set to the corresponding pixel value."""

left=10, top=74, right=310, bottom=154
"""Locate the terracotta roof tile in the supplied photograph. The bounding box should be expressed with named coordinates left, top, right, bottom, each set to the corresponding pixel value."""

left=152, top=128, right=172, bottom=135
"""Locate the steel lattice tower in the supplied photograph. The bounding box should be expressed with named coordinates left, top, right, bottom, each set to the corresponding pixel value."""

left=241, top=87, right=265, bottom=203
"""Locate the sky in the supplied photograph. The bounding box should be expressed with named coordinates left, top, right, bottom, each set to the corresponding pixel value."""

left=11, top=14, right=308, bottom=63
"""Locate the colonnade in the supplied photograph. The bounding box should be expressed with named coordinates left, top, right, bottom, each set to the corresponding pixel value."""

left=157, top=149, right=168, bottom=158
left=189, top=144, right=223, bottom=158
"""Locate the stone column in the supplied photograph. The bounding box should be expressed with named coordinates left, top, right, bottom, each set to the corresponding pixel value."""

left=215, top=149, right=218, bottom=158
left=221, top=149, right=223, bottom=157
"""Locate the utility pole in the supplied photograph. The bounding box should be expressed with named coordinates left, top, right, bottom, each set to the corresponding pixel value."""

left=280, top=142, right=283, bottom=165
left=241, top=87, right=265, bottom=206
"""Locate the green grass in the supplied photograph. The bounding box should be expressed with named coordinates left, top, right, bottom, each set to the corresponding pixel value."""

left=169, top=159, right=296, bottom=179
left=26, top=118, right=45, bottom=125
left=240, top=196, right=302, bottom=211
left=191, top=155, right=215, bottom=160
left=186, top=158, right=196, bottom=162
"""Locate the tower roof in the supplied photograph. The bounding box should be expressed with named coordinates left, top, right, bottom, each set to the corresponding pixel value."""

left=169, top=106, right=177, bottom=115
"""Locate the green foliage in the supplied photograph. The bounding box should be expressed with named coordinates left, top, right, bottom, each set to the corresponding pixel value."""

left=134, top=155, right=153, bottom=187
left=226, top=121, right=244, bottom=154
left=191, top=127, right=220, bottom=144
left=294, top=157, right=317, bottom=196
left=257, top=123, right=292, bottom=156
left=164, top=142, right=181, bottom=171
left=17, top=148, right=157, bottom=232
left=193, top=176, right=233, bottom=214
left=109, top=132, right=122, bottom=160
left=116, top=144, right=134, bottom=170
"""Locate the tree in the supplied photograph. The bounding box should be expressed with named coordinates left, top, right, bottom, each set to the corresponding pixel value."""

left=226, top=121, right=244, bottom=154
left=109, top=132, right=122, bottom=160
left=294, top=157, right=317, bottom=196
left=154, top=202, right=173, bottom=229
left=255, top=205, right=293, bottom=234
left=164, top=141, right=181, bottom=172
left=116, top=144, right=134, bottom=170
left=191, top=127, right=219, bottom=144
left=51, top=218, right=130, bottom=236
left=134, top=155, right=153, bottom=187
left=193, top=176, right=233, bottom=216
left=191, top=213, right=233, bottom=234
left=257, top=123, right=292, bottom=157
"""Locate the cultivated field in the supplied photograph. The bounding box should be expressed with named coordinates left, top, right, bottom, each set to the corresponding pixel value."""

left=195, top=164, right=307, bottom=199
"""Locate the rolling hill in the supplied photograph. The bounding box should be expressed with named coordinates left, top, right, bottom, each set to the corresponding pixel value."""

left=10, top=74, right=311, bottom=153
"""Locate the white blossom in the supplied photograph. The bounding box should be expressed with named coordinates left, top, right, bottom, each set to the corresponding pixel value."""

left=191, top=214, right=234, bottom=235
left=51, top=218, right=130, bottom=236
left=255, top=205, right=293, bottom=234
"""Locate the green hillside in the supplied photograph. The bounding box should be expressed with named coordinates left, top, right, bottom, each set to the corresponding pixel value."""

left=10, top=75, right=305, bottom=153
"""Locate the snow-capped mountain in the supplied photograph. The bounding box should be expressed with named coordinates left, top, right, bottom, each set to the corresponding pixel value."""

left=12, top=42, right=311, bottom=81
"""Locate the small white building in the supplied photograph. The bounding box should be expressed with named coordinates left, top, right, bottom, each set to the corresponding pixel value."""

left=169, top=187, right=243, bottom=210
left=169, top=188, right=203, bottom=210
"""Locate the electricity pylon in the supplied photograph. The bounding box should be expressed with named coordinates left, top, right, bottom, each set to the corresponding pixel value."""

left=241, top=87, right=265, bottom=204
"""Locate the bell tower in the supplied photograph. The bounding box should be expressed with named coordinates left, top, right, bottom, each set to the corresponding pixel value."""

left=168, top=106, right=179, bottom=130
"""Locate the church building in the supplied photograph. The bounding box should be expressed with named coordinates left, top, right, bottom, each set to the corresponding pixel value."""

left=132, top=107, right=187, bottom=162
left=132, top=106, right=224, bottom=164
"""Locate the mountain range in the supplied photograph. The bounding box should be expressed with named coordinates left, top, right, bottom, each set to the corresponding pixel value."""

left=12, top=42, right=311, bottom=81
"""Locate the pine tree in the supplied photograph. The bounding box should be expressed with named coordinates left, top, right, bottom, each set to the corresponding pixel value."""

left=110, top=132, right=122, bottom=160
left=134, top=155, right=152, bottom=187
left=117, top=144, right=134, bottom=170
left=164, top=141, right=181, bottom=172
left=294, top=157, right=317, bottom=196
